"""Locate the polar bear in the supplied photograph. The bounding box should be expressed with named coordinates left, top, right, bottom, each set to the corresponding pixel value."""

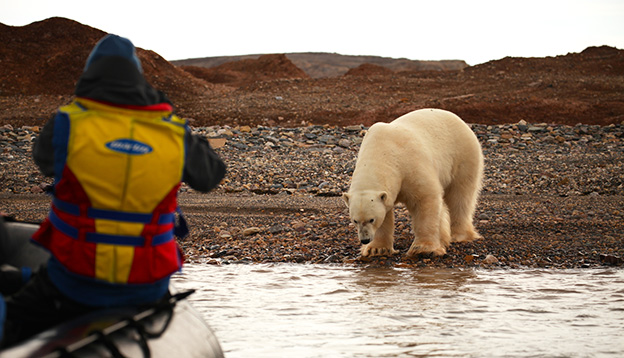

left=342, top=108, right=483, bottom=257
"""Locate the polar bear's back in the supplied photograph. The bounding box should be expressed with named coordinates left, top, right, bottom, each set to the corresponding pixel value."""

left=356, top=108, right=482, bottom=191
left=365, top=108, right=478, bottom=153
left=392, top=108, right=472, bottom=139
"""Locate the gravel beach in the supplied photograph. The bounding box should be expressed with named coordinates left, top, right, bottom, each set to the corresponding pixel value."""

left=1, top=121, right=623, bottom=269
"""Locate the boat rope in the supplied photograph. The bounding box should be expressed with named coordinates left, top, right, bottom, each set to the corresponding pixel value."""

left=46, top=289, right=196, bottom=358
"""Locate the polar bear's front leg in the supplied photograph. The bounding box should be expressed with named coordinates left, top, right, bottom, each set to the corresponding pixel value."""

left=361, top=210, right=398, bottom=257
left=406, top=195, right=450, bottom=257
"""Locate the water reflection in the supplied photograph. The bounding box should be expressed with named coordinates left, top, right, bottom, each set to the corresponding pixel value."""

left=172, top=264, right=624, bottom=358
left=353, top=267, right=476, bottom=289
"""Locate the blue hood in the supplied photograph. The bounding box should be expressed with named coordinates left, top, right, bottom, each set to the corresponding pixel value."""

left=84, top=34, right=143, bottom=73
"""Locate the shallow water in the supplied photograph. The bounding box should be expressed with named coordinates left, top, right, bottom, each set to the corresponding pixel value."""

left=172, top=264, right=624, bottom=358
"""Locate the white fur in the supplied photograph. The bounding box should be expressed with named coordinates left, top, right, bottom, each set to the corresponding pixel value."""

left=342, top=108, right=483, bottom=257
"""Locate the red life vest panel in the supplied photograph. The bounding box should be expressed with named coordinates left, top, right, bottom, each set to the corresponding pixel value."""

left=33, top=99, right=187, bottom=284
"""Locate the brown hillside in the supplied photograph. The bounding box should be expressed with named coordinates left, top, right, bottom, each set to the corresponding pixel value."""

left=0, top=17, right=622, bottom=127
left=0, top=17, right=104, bottom=95
left=0, top=17, right=225, bottom=122
left=344, top=63, right=394, bottom=76
left=466, top=46, right=624, bottom=76
left=172, top=52, right=468, bottom=78
left=181, top=54, right=309, bottom=87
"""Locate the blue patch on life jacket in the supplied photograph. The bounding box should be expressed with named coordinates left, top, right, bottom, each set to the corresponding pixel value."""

left=105, top=139, right=153, bottom=155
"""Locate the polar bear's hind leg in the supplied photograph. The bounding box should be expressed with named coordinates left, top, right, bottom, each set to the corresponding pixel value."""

left=445, top=177, right=482, bottom=243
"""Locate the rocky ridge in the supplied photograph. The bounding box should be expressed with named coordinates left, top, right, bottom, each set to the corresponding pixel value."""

left=1, top=18, right=623, bottom=129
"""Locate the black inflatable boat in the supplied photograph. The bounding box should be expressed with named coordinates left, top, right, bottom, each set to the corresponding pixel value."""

left=0, top=219, right=224, bottom=358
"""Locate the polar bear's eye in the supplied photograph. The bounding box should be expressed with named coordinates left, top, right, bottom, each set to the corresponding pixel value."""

left=353, top=220, right=358, bottom=224
left=369, top=219, right=375, bottom=224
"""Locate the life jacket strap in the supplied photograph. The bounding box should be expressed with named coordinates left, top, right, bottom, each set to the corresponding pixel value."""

left=50, top=198, right=176, bottom=246
left=84, top=229, right=174, bottom=246
left=53, top=198, right=174, bottom=225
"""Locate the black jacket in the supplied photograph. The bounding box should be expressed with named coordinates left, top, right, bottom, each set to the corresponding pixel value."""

left=33, top=56, right=225, bottom=192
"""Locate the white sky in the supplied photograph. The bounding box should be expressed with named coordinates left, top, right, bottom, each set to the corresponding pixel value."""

left=1, top=0, right=623, bottom=65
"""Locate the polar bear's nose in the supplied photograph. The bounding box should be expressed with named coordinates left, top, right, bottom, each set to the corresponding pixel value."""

left=360, top=238, right=370, bottom=245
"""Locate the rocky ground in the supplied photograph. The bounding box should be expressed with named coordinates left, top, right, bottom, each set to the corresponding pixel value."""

left=1, top=121, right=623, bottom=269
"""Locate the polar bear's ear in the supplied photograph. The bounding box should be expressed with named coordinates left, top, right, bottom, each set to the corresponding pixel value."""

left=379, top=192, right=389, bottom=204
left=342, top=193, right=350, bottom=206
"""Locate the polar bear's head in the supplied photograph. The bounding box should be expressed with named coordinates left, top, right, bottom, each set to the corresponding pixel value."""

left=342, top=191, right=391, bottom=244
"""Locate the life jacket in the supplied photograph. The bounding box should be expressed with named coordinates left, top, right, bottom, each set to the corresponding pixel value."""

left=32, top=98, right=187, bottom=285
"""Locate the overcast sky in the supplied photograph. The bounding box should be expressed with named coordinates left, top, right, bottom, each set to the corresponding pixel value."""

left=1, top=0, right=623, bottom=65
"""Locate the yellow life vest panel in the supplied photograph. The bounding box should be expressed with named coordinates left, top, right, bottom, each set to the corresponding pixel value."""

left=33, top=98, right=187, bottom=284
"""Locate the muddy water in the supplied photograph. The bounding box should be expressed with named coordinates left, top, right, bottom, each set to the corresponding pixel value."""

left=172, top=264, right=624, bottom=358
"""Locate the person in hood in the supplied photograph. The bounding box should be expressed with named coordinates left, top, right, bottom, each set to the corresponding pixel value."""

left=1, top=34, right=226, bottom=348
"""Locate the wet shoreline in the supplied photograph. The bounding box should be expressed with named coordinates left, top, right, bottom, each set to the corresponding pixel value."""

left=1, top=192, right=622, bottom=269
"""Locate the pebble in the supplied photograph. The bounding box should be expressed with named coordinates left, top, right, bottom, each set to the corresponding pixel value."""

left=243, top=227, right=262, bottom=236
left=482, top=255, right=499, bottom=264
left=464, top=254, right=478, bottom=263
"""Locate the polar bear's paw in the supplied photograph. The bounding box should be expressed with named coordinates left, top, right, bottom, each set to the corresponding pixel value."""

left=406, top=242, right=447, bottom=257
left=361, top=244, right=398, bottom=257
left=451, top=229, right=482, bottom=243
